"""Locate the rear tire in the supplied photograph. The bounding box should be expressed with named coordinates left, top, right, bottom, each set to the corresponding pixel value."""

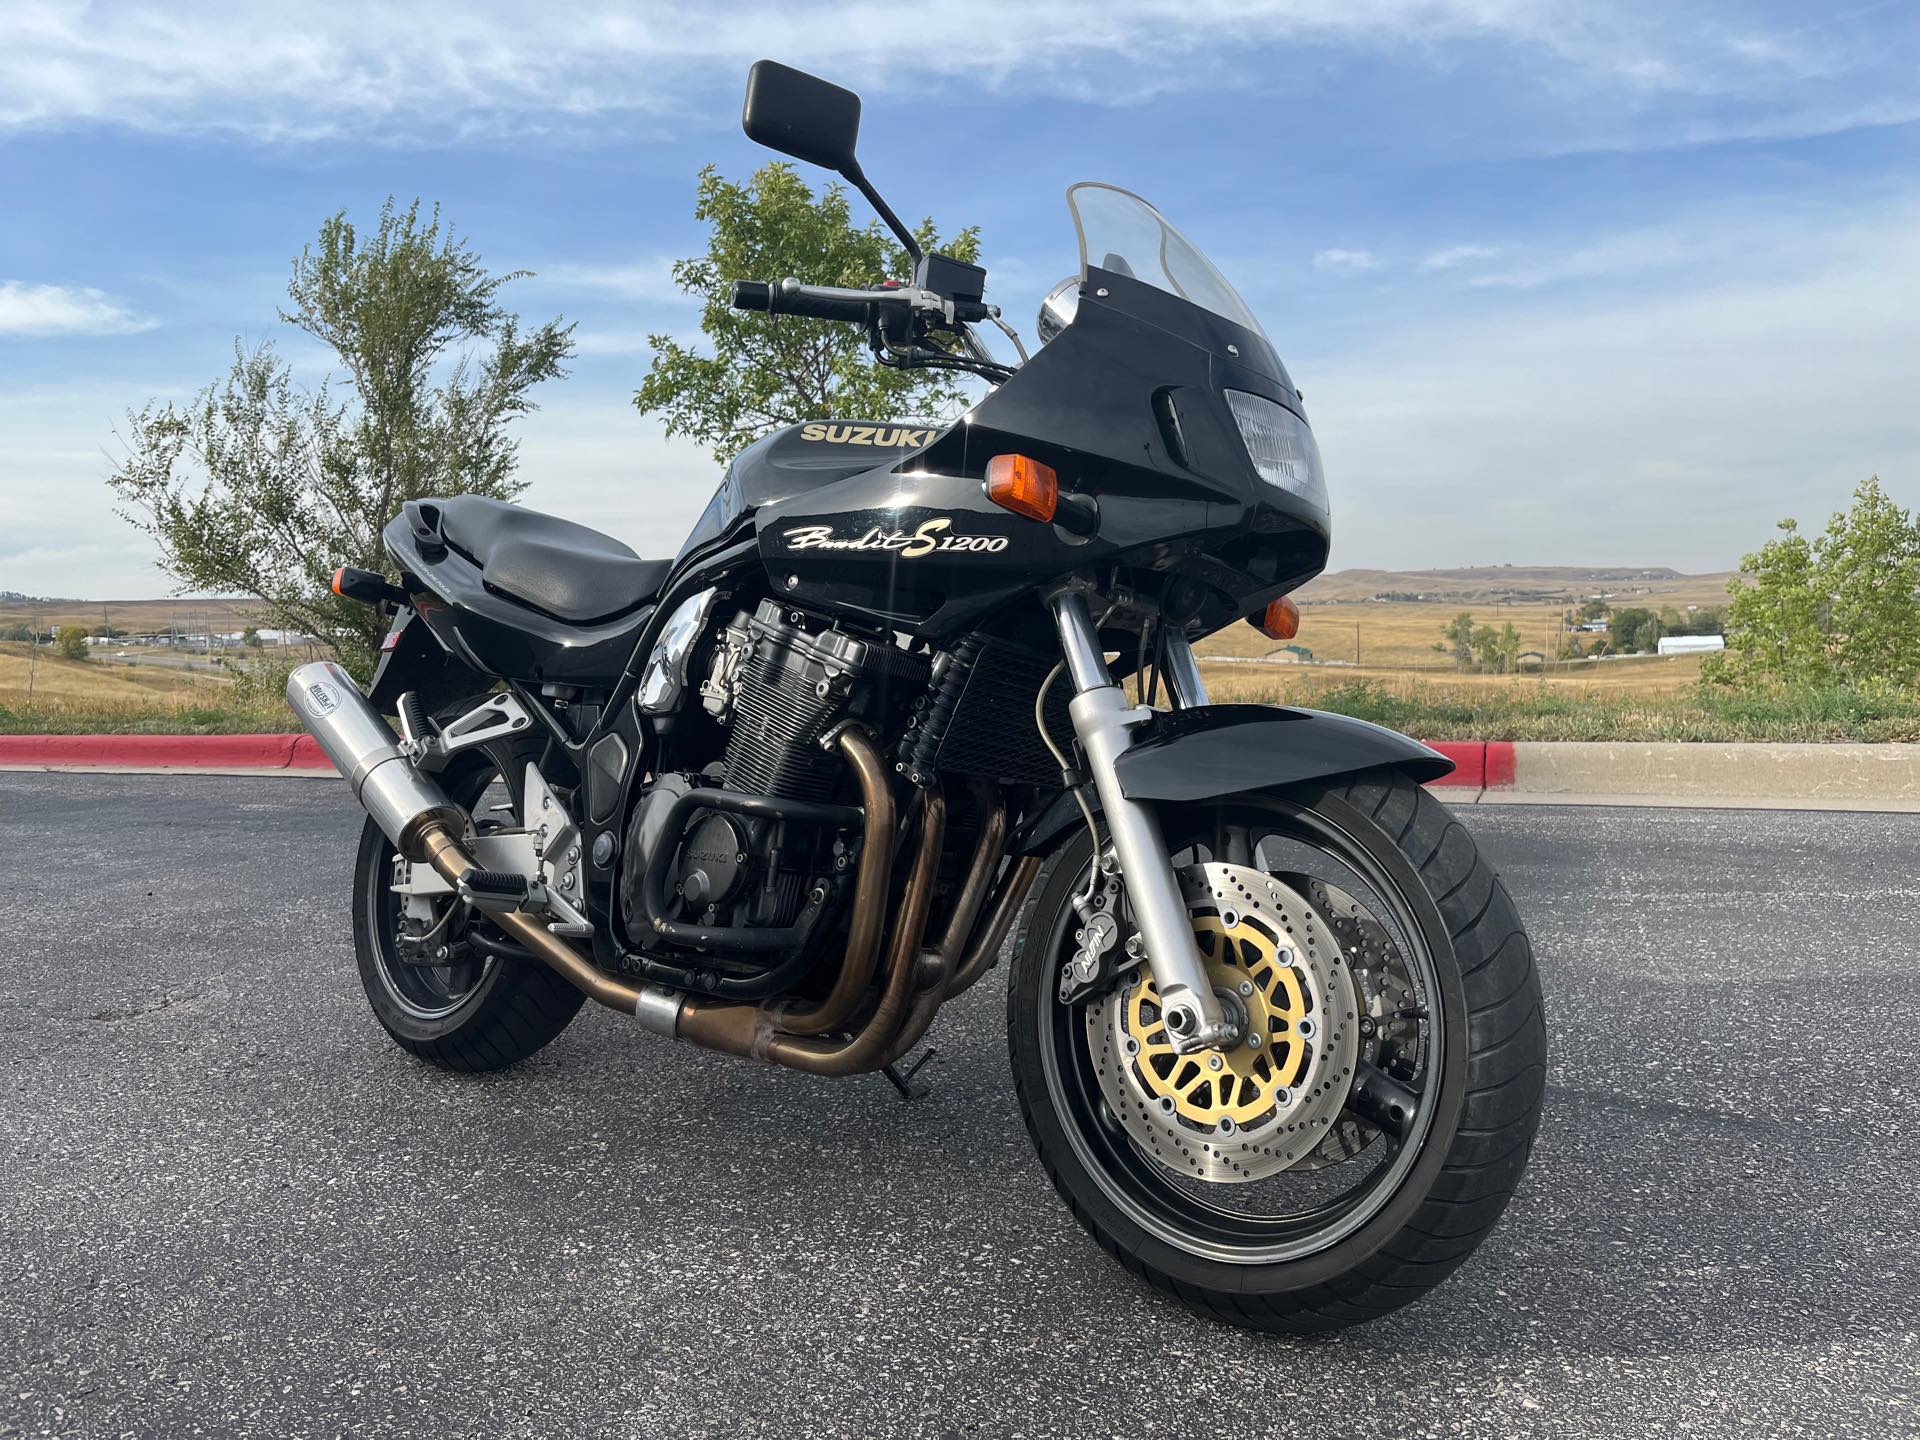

left=1007, top=770, right=1545, bottom=1332
left=351, top=748, right=585, bottom=1073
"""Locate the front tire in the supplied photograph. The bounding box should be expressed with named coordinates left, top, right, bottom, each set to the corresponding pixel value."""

left=1007, top=770, right=1545, bottom=1332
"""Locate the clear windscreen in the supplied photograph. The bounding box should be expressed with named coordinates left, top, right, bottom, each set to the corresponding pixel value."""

left=1067, top=183, right=1267, bottom=338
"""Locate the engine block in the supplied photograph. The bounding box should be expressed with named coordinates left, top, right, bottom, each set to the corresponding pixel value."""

left=704, top=599, right=926, bottom=801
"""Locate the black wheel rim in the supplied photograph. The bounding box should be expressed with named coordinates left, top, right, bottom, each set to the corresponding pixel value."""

left=1037, top=794, right=1448, bottom=1264
left=364, top=766, right=512, bottom=1021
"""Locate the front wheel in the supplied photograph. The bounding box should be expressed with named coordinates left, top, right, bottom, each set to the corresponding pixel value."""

left=1007, top=770, right=1545, bottom=1332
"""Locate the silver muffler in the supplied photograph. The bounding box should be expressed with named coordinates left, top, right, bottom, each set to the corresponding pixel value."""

left=285, top=661, right=465, bottom=858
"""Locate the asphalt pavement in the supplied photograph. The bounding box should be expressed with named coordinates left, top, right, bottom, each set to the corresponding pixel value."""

left=2, top=774, right=1915, bottom=1438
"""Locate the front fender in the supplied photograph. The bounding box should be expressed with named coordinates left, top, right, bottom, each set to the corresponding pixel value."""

left=1012, top=703, right=1451, bottom=856
left=1115, top=703, right=1451, bottom=801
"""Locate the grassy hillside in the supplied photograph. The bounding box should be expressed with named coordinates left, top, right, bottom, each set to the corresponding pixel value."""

left=0, top=596, right=262, bottom=636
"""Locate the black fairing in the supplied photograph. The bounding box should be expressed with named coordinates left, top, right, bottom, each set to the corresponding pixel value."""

left=752, top=268, right=1331, bottom=641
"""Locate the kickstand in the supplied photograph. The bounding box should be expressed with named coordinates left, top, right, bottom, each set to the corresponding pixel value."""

left=880, top=1047, right=939, bottom=1102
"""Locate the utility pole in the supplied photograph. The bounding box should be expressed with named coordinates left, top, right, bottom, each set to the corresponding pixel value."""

left=1355, top=621, right=1361, bottom=667
left=26, top=628, right=38, bottom=706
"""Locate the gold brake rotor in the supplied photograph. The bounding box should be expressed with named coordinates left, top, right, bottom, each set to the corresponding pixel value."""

left=1085, top=862, right=1361, bottom=1183
left=1123, top=914, right=1315, bottom=1128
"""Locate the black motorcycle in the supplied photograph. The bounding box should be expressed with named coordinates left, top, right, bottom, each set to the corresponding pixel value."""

left=290, top=60, right=1545, bottom=1332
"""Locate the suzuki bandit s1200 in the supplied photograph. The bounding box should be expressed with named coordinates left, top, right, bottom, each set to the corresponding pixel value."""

left=290, top=60, right=1545, bottom=1332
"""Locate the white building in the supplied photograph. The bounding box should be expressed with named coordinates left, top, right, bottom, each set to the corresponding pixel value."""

left=1657, top=634, right=1726, bottom=655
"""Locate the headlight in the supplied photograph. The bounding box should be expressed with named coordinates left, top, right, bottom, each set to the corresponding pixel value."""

left=1225, top=389, right=1327, bottom=511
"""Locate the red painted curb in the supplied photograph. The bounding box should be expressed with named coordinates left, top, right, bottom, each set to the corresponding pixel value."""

left=1483, top=741, right=1517, bottom=789
left=0, top=733, right=300, bottom=769
left=2, top=732, right=1513, bottom=789
left=1422, top=740, right=1485, bottom=788
left=287, top=734, right=334, bottom=770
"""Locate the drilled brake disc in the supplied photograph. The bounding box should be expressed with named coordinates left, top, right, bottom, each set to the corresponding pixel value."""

left=1085, top=862, right=1360, bottom=1184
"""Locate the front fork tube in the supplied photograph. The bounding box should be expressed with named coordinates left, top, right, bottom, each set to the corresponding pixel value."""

left=1050, top=593, right=1236, bottom=1052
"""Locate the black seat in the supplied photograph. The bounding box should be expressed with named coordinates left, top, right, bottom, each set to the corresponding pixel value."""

left=433, top=496, right=671, bottom=623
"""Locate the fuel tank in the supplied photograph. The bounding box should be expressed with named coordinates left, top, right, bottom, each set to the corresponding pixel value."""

left=676, top=418, right=939, bottom=559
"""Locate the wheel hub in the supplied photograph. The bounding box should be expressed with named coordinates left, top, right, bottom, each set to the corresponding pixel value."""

left=1086, top=862, right=1360, bottom=1183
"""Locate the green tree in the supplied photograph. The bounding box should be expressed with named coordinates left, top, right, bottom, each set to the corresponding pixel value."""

left=242, top=626, right=262, bottom=648
left=56, top=624, right=88, bottom=660
left=1471, top=624, right=1500, bottom=672
left=1662, top=605, right=1725, bottom=638
left=635, top=162, right=982, bottom=462
left=1818, top=475, right=1920, bottom=683
left=1443, top=611, right=1477, bottom=668
left=1707, top=518, right=1830, bottom=688
left=1610, top=607, right=1665, bottom=654
left=1496, top=621, right=1522, bottom=673
left=110, top=199, right=574, bottom=679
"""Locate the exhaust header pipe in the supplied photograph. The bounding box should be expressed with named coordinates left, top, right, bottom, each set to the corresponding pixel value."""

left=285, top=661, right=463, bottom=858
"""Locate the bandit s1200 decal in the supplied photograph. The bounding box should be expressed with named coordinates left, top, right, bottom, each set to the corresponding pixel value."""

left=781, top=517, right=1010, bottom=558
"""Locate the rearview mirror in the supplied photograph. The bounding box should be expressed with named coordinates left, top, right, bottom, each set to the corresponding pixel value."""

left=742, top=60, right=862, bottom=175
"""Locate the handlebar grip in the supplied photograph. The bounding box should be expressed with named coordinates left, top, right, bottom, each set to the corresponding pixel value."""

left=730, top=281, right=774, bottom=313
left=730, top=278, right=876, bottom=324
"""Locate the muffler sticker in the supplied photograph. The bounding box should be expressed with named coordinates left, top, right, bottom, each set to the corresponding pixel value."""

left=306, top=680, right=342, bottom=716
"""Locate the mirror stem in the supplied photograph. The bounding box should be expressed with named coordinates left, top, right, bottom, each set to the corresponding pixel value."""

left=843, top=162, right=923, bottom=263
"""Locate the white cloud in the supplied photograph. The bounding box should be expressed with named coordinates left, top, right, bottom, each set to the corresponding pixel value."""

left=536, top=259, right=685, bottom=304
left=1301, top=199, right=1920, bottom=571
left=1464, top=219, right=1745, bottom=289
left=571, top=329, right=665, bottom=357
left=0, top=1, right=1884, bottom=143
left=1418, top=243, right=1506, bottom=273
left=0, top=281, right=156, bottom=336
left=1313, top=248, right=1381, bottom=274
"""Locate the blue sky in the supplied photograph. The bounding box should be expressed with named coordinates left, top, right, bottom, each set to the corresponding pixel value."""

left=2, top=0, right=1917, bottom=597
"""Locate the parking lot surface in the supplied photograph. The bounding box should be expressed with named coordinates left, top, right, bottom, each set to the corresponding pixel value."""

left=2, top=773, right=1915, bottom=1438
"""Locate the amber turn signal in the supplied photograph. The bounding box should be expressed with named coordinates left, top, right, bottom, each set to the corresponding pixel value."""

left=984, top=453, right=1059, bottom=523
left=1251, top=596, right=1301, bottom=641
left=330, top=566, right=348, bottom=597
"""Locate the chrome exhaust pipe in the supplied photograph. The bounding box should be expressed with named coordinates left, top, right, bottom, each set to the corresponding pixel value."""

left=285, top=661, right=464, bottom=858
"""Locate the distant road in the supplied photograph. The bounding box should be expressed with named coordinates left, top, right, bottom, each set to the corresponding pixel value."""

left=1, top=775, right=1912, bottom=1438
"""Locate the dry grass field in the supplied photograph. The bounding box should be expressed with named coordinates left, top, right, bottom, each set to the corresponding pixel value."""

left=0, top=597, right=260, bottom=636
left=4, top=567, right=1783, bottom=735
left=0, top=642, right=232, bottom=706
left=1194, top=568, right=1738, bottom=699
left=1198, top=654, right=1707, bottom=705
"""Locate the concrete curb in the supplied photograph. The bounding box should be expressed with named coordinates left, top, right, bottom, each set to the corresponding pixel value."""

left=1503, top=740, right=1920, bottom=805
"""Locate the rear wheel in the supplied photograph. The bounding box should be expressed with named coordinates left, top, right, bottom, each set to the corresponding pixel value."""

left=351, top=745, right=585, bottom=1072
left=1007, top=771, right=1545, bottom=1331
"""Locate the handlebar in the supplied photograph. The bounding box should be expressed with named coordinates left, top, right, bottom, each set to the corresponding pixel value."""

left=729, top=278, right=877, bottom=324
left=731, top=276, right=992, bottom=326
left=729, top=275, right=1011, bottom=383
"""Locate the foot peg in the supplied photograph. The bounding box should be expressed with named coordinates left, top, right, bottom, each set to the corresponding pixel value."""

left=458, top=867, right=531, bottom=913
left=881, top=1047, right=938, bottom=1102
